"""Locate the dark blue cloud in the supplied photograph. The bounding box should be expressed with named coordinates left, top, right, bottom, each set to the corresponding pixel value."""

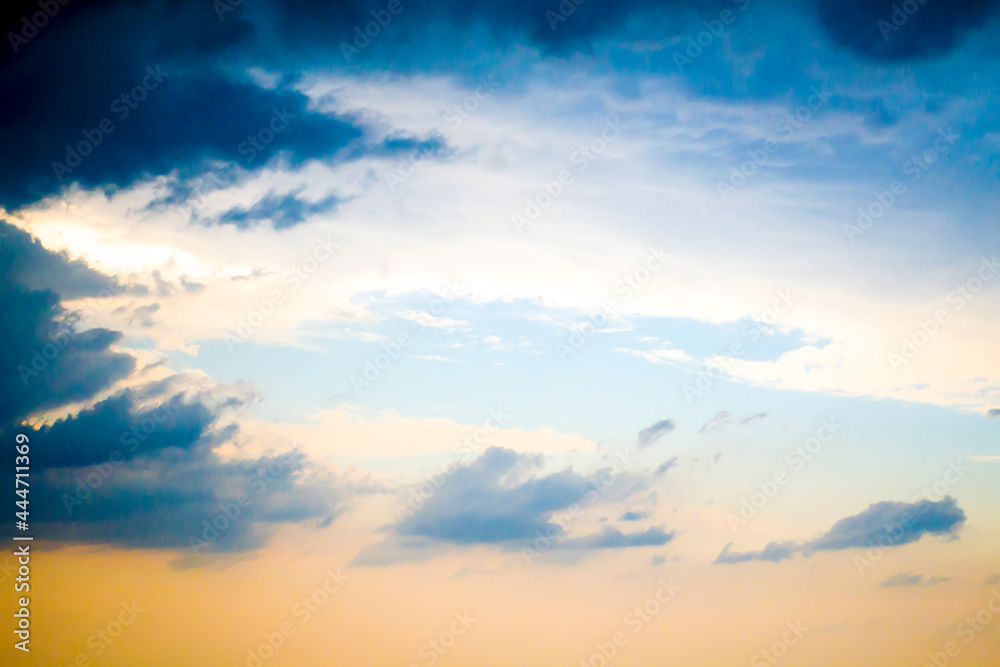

left=811, top=0, right=1000, bottom=61
left=200, top=189, right=342, bottom=231
left=716, top=497, right=966, bottom=564
left=27, top=389, right=216, bottom=469
left=274, top=0, right=999, bottom=63
left=0, top=66, right=362, bottom=209
left=0, top=0, right=453, bottom=210
left=30, top=440, right=341, bottom=554
left=16, top=376, right=345, bottom=554
left=0, top=219, right=123, bottom=298
left=0, top=221, right=134, bottom=427
left=0, top=286, right=134, bottom=428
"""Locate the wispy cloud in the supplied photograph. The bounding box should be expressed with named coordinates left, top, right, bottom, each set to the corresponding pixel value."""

left=880, top=572, right=950, bottom=587
left=637, top=420, right=675, bottom=448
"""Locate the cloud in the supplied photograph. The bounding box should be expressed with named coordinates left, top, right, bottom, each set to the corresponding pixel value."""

left=0, top=222, right=134, bottom=427
left=0, top=223, right=349, bottom=554
left=9, top=359, right=352, bottom=553
left=804, top=497, right=966, bottom=552
left=555, top=526, right=674, bottom=550
left=27, top=386, right=219, bottom=469
left=129, top=303, right=160, bottom=327
left=271, top=0, right=1000, bottom=65
left=0, top=220, right=123, bottom=299
left=715, top=541, right=800, bottom=564
left=32, top=439, right=342, bottom=553
left=18, top=373, right=347, bottom=553
left=699, top=411, right=733, bottom=434
left=700, top=410, right=767, bottom=434
left=617, top=347, right=692, bottom=365
left=656, top=457, right=679, bottom=474
left=0, top=285, right=135, bottom=427
left=394, top=447, right=586, bottom=544
left=5, top=0, right=993, bottom=213
left=145, top=270, right=202, bottom=297
left=0, top=67, right=366, bottom=210
left=741, top=412, right=767, bottom=425
left=0, top=0, right=459, bottom=211
left=716, top=497, right=967, bottom=564
left=813, top=0, right=1000, bottom=61
left=880, top=572, right=950, bottom=587
left=637, top=419, right=675, bottom=448
left=619, top=510, right=650, bottom=522
left=198, top=189, right=342, bottom=231
left=358, top=446, right=664, bottom=563
left=988, top=409, right=1000, bottom=418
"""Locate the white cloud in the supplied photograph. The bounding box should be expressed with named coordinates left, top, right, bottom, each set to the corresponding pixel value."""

left=617, top=347, right=693, bottom=365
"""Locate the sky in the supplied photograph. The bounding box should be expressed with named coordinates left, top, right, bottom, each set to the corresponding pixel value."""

left=0, top=0, right=999, bottom=665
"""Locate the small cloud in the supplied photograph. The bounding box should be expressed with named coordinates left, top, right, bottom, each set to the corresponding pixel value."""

left=481, top=335, right=531, bottom=351
left=715, top=541, right=799, bottom=564
left=179, top=276, right=205, bottom=294
left=451, top=564, right=504, bottom=578
left=637, top=420, right=675, bottom=448
left=984, top=574, right=1000, bottom=586
left=129, top=303, right=160, bottom=327
left=414, top=355, right=453, bottom=362
left=555, top=526, right=675, bottom=550
left=700, top=411, right=766, bottom=434
left=619, top=510, right=649, bottom=522
left=987, top=409, right=1000, bottom=418
left=656, top=457, right=678, bottom=474
left=617, top=347, right=692, bottom=365
left=651, top=554, right=667, bottom=565
left=881, top=572, right=922, bottom=587
left=699, top=411, right=733, bottom=434
left=881, top=572, right=950, bottom=587
left=397, top=311, right=469, bottom=331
